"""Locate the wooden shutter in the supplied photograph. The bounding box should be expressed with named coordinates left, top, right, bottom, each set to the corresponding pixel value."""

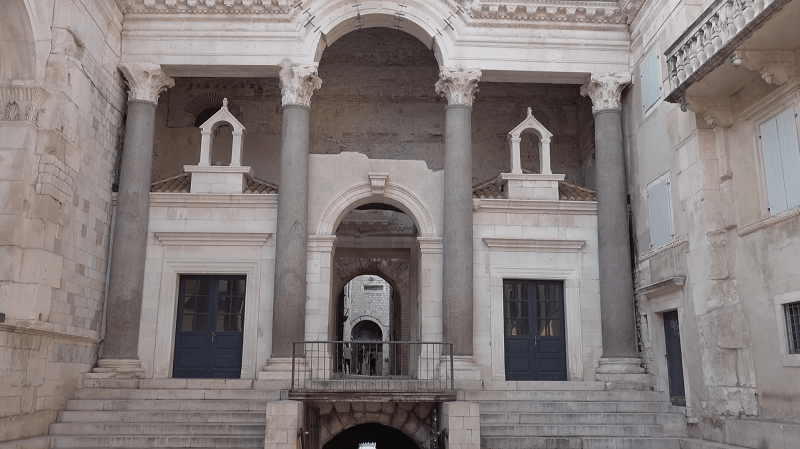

left=641, top=51, right=661, bottom=111
left=759, top=106, right=800, bottom=215
left=776, top=106, right=800, bottom=211
left=648, top=176, right=673, bottom=249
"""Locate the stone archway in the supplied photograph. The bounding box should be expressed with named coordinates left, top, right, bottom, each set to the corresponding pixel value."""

left=315, top=401, right=434, bottom=448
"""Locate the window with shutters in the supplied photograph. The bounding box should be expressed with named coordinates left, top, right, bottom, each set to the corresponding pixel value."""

left=641, top=50, right=661, bottom=112
left=647, top=173, right=674, bottom=249
left=757, top=104, right=800, bottom=216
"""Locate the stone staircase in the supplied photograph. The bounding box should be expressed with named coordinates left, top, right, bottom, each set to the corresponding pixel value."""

left=461, top=382, right=751, bottom=449
left=46, top=379, right=280, bottom=449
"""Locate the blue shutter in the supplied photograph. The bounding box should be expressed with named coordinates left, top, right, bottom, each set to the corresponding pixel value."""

left=760, top=115, right=789, bottom=214
left=776, top=106, right=800, bottom=210
left=642, top=52, right=661, bottom=111
left=648, top=177, right=673, bottom=249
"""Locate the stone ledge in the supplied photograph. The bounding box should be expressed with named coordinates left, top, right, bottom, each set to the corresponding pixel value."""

left=635, top=276, right=686, bottom=298
left=0, top=321, right=100, bottom=346
left=287, top=390, right=457, bottom=402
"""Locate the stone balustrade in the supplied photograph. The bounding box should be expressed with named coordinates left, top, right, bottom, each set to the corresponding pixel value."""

left=666, top=0, right=778, bottom=94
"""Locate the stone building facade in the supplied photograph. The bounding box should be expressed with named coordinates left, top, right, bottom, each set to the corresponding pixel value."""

left=1, top=0, right=800, bottom=448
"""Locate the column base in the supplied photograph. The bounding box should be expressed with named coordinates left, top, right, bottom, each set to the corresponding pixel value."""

left=443, top=356, right=482, bottom=381
left=86, top=359, right=146, bottom=379
left=259, top=357, right=303, bottom=383
left=595, top=357, right=652, bottom=390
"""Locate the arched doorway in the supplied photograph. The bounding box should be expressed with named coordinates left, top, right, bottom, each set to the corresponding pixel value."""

left=322, top=423, right=421, bottom=449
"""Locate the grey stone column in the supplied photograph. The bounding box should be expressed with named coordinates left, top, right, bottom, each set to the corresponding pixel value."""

left=96, top=63, right=174, bottom=375
left=581, top=73, right=646, bottom=377
left=270, top=60, right=322, bottom=359
left=436, top=68, right=481, bottom=357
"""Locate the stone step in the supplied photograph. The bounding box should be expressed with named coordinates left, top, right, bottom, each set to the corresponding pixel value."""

left=57, top=410, right=264, bottom=423
left=478, top=400, right=672, bottom=413
left=73, top=388, right=281, bottom=400
left=65, top=399, right=271, bottom=412
left=481, top=424, right=664, bottom=438
left=464, top=389, right=666, bottom=402
left=482, top=436, right=683, bottom=449
left=51, top=435, right=264, bottom=448
left=481, top=411, right=663, bottom=425
left=49, top=422, right=263, bottom=436
left=679, top=439, right=754, bottom=449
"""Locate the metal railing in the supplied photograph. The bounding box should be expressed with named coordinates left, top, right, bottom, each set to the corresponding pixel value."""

left=291, top=341, right=454, bottom=391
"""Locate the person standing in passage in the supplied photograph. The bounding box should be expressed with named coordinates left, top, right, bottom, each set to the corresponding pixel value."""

left=369, top=347, right=377, bottom=376
left=342, top=343, right=351, bottom=374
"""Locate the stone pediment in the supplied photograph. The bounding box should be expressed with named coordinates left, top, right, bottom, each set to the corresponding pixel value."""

left=508, top=107, right=553, bottom=140
left=199, top=98, right=245, bottom=133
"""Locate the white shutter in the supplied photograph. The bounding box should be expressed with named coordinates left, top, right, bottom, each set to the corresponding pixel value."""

left=641, top=51, right=661, bottom=111
left=648, top=176, right=673, bottom=249
left=776, top=106, right=800, bottom=210
left=760, top=115, right=789, bottom=214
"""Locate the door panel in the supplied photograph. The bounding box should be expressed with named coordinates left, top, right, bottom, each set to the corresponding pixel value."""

left=173, top=275, right=246, bottom=379
left=663, top=311, right=686, bottom=406
left=504, top=280, right=567, bottom=381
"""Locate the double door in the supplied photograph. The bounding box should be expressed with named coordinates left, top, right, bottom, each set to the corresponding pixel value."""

left=173, top=275, right=246, bottom=378
left=503, top=280, right=567, bottom=381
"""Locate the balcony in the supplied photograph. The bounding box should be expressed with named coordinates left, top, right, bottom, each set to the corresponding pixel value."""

left=289, top=341, right=457, bottom=402
left=665, top=0, right=799, bottom=117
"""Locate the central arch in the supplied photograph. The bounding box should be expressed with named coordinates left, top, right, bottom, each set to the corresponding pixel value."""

left=322, top=423, right=421, bottom=449
left=315, top=181, right=438, bottom=238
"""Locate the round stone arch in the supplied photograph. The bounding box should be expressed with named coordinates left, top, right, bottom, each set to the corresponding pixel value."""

left=306, top=0, right=455, bottom=66
left=315, top=182, right=437, bottom=238
left=0, top=0, right=51, bottom=83
left=334, top=259, right=410, bottom=343
left=315, top=401, right=435, bottom=448
left=348, top=316, right=385, bottom=341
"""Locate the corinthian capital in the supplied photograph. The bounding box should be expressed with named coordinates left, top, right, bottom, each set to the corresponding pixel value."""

left=435, top=67, right=482, bottom=107
left=278, top=59, right=323, bottom=108
left=118, top=63, right=175, bottom=104
left=580, top=72, right=632, bottom=114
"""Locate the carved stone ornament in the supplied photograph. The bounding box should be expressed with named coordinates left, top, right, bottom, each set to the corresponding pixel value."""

left=580, top=72, right=633, bottom=113
left=733, top=50, right=797, bottom=86
left=118, top=62, right=175, bottom=104
left=684, top=95, right=734, bottom=128
left=278, top=59, right=323, bottom=108
left=435, top=67, right=482, bottom=107
left=0, top=85, right=50, bottom=126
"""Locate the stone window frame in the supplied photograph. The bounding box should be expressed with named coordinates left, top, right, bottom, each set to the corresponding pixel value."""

left=742, top=78, right=800, bottom=225
left=773, top=290, right=800, bottom=367
left=488, top=264, right=584, bottom=381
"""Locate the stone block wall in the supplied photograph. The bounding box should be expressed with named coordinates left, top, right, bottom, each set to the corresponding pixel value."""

left=441, top=402, right=480, bottom=449
left=343, top=275, right=391, bottom=341
left=0, top=0, right=125, bottom=442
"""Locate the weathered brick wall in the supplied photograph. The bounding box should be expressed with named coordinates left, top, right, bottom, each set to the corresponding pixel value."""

left=151, top=28, right=594, bottom=187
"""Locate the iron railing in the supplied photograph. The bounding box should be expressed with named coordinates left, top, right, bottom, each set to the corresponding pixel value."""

left=291, top=341, right=454, bottom=391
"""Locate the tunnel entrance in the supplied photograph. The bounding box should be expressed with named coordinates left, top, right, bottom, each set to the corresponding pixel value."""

left=322, top=423, right=421, bottom=449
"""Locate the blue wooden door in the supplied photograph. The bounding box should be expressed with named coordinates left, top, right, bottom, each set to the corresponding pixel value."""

left=504, top=280, right=567, bottom=381
left=173, top=275, right=246, bottom=378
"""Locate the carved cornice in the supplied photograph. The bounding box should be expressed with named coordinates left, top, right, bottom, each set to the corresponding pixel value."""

left=119, top=62, right=175, bottom=104
left=580, top=72, right=632, bottom=114
left=119, top=0, right=626, bottom=30
left=435, top=67, right=482, bottom=107
left=684, top=95, right=734, bottom=128
left=733, top=50, right=797, bottom=85
left=738, top=206, right=800, bottom=236
left=0, top=85, right=50, bottom=126
left=278, top=59, right=322, bottom=108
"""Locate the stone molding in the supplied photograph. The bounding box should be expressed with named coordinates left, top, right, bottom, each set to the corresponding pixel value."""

left=117, top=0, right=627, bottom=30
left=417, top=237, right=443, bottom=254
left=684, top=95, right=734, bottom=128
left=635, top=276, right=686, bottom=298
left=580, top=72, right=632, bottom=113
left=118, top=62, right=175, bottom=104
left=0, top=321, right=100, bottom=346
left=737, top=205, right=800, bottom=236
left=435, top=67, right=482, bottom=107
left=278, top=59, right=322, bottom=108
left=154, top=232, right=270, bottom=246
left=483, top=238, right=585, bottom=252
left=308, top=235, right=338, bottom=252
left=473, top=198, right=597, bottom=214
left=368, top=172, right=389, bottom=196
left=637, top=234, right=688, bottom=263
left=0, top=85, right=50, bottom=126
left=733, top=50, right=797, bottom=85
left=148, top=192, right=278, bottom=208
